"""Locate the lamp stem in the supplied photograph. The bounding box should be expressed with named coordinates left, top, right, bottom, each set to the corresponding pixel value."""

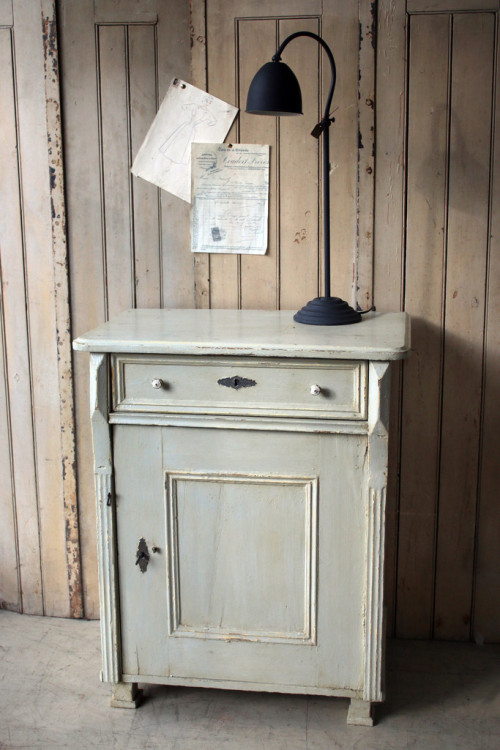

left=323, top=119, right=331, bottom=299
left=274, top=31, right=336, bottom=299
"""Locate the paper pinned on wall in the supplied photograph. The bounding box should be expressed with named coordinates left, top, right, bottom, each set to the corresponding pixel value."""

left=131, top=78, right=238, bottom=203
left=191, top=143, right=269, bottom=255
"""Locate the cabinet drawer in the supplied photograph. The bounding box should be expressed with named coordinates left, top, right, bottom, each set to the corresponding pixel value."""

left=113, top=355, right=367, bottom=420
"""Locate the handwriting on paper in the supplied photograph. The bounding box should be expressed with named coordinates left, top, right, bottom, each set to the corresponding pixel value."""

left=191, top=143, right=269, bottom=255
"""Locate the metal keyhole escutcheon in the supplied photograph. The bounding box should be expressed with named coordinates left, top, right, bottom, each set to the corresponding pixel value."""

left=135, top=538, right=150, bottom=573
left=217, top=375, right=257, bottom=389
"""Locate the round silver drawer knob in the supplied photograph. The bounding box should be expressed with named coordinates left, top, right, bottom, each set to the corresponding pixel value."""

left=310, top=384, right=322, bottom=396
left=151, top=378, right=163, bottom=390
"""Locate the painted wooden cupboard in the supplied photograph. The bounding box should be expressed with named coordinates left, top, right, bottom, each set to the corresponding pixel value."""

left=73, top=309, right=410, bottom=726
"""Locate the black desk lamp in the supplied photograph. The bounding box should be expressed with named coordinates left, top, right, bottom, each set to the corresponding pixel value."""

left=246, top=31, right=361, bottom=326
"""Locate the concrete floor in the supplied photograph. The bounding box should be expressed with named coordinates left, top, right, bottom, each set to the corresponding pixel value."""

left=0, top=610, right=499, bottom=749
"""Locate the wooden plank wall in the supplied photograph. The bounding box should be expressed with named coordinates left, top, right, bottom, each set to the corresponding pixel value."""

left=58, top=0, right=191, bottom=617
left=376, top=1, right=500, bottom=641
left=0, top=0, right=80, bottom=617
left=194, top=0, right=365, bottom=314
left=2, top=0, right=500, bottom=643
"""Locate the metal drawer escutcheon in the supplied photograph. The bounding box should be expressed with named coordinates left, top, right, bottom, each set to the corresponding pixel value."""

left=217, top=375, right=257, bottom=390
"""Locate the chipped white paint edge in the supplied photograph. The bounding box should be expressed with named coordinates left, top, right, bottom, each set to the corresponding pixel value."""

left=90, top=353, right=120, bottom=684
left=363, top=360, right=391, bottom=706
left=40, top=0, right=82, bottom=619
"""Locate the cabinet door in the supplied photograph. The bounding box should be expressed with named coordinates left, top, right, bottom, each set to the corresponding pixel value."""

left=113, top=424, right=367, bottom=692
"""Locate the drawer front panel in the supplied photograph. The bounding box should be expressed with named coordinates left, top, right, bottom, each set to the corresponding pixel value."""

left=113, top=355, right=367, bottom=420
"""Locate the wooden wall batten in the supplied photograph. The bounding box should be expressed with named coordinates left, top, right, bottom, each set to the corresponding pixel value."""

left=376, top=1, right=500, bottom=641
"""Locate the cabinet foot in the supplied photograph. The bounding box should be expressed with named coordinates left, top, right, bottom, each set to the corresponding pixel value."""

left=110, top=682, right=142, bottom=708
left=347, top=698, right=374, bottom=726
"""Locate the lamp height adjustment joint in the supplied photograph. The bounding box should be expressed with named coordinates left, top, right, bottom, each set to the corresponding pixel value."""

left=311, top=116, right=335, bottom=139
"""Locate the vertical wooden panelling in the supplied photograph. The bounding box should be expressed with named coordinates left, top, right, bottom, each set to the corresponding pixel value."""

left=4, top=0, right=494, bottom=639
left=0, top=314, right=18, bottom=611
left=158, top=4, right=193, bottom=310
left=375, top=0, right=407, bottom=638
left=59, top=0, right=191, bottom=616
left=397, top=14, right=451, bottom=639
left=278, top=17, right=321, bottom=310
left=129, top=25, right=161, bottom=309
left=324, top=2, right=359, bottom=307
left=98, top=25, right=134, bottom=318
left=59, top=0, right=104, bottom=618
left=205, top=0, right=361, bottom=312
left=357, top=1, right=376, bottom=311
left=41, top=0, right=82, bottom=618
left=434, top=13, right=494, bottom=641
left=377, top=5, right=499, bottom=640
left=204, top=0, right=240, bottom=309
left=191, top=0, right=210, bottom=308
left=474, top=16, right=500, bottom=642
left=0, top=1, right=79, bottom=616
left=15, top=1, right=69, bottom=616
left=238, top=19, right=279, bottom=310
left=0, top=26, right=42, bottom=614
left=0, top=29, right=22, bottom=612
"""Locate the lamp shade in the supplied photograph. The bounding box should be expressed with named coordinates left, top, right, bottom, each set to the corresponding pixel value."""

left=245, top=61, right=302, bottom=116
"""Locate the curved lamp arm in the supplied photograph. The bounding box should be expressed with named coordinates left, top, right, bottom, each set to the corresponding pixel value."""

left=272, top=31, right=337, bottom=133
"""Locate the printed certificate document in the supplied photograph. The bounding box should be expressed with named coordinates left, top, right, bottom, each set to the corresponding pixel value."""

left=191, top=143, right=269, bottom=254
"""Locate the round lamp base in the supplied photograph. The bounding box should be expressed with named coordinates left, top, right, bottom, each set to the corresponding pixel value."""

left=293, top=296, right=362, bottom=326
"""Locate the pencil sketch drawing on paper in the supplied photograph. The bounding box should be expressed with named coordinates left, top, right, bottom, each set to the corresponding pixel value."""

left=131, top=78, right=238, bottom=203
left=159, top=96, right=217, bottom=167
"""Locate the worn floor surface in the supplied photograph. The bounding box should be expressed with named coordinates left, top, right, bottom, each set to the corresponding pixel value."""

left=0, top=610, right=499, bottom=749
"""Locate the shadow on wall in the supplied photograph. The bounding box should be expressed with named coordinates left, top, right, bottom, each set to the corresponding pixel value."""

left=396, top=309, right=498, bottom=642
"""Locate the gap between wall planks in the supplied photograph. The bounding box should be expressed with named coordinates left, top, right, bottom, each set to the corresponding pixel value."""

left=376, top=2, right=500, bottom=641
left=474, top=8, right=500, bottom=646
left=0, top=24, right=28, bottom=615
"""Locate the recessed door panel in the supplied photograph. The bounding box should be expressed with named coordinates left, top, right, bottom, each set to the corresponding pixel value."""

left=166, top=471, right=317, bottom=644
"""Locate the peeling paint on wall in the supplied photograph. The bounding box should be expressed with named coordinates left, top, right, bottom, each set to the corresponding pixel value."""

left=41, top=0, right=83, bottom=619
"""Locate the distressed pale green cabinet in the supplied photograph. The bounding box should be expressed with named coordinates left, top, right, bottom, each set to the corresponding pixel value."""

left=73, top=309, right=410, bottom=726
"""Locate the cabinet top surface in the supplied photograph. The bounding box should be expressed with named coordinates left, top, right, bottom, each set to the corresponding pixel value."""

left=73, top=309, right=410, bottom=360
